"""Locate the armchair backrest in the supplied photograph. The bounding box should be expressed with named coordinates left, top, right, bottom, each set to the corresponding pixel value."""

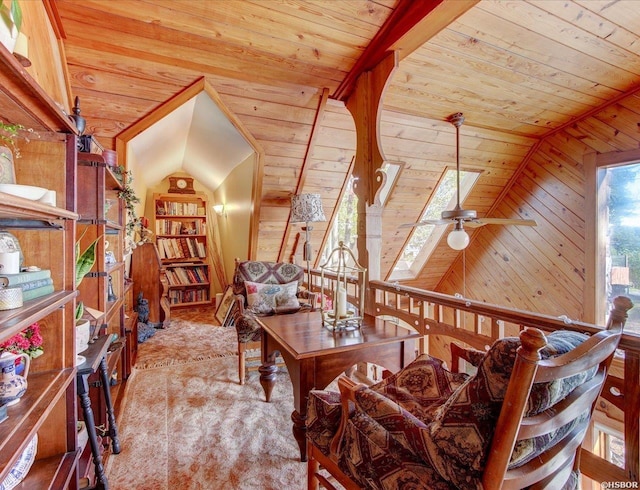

left=483, top=296, right=632, bottom=489
left=232, top=260, right=304, bottom=301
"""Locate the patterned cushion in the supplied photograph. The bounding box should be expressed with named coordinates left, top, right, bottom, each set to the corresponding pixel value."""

left=423, top=330, right=590, bottom=489
left=234, top=314, right=262, bottom=343
left=231, top=261, right=305, bottom=343
left=233, top=261, right=304, bottom=297
left=306, top=390, right=345, bottom=454
left=338, top=410, right=455, bottom=490
left=245, top=280, right=299, bottom=315
left=369, top=354, right=468, bottom=422
left=510, top=411, right=590, bottom=469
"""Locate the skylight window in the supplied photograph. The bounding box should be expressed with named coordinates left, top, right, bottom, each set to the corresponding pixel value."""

left=390, top=168, right=480, bottom=280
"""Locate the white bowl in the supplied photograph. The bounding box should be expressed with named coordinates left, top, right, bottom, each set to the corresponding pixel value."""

left=0, top=184, right=48, bottom=200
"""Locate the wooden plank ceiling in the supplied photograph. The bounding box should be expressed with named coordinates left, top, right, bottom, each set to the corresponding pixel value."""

left=54, top=0, right=640, bottom=292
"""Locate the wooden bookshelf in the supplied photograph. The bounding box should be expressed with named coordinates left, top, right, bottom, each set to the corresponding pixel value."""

left=153, top=193, right=211, bottom=308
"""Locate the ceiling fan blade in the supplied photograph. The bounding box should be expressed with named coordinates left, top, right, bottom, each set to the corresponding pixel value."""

left=467, top=218, right=537, bottom=228
left=398, top=219, right=451, bottom=228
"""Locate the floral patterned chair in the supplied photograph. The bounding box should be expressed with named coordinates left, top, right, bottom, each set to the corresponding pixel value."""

left=230, top=260, right=318, bottom=384
left=306, top=297, right=632, bottom=490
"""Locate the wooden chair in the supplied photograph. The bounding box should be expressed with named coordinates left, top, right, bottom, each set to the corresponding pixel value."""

left=307, top=296, right=632, bottom=490
left=230, top=259, right=317, bottom=384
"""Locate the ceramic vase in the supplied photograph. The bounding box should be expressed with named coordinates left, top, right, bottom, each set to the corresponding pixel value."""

left=0, top=351, right=29, bottom=406
left=0, top=17, right=18, bottom=54
left=75, top=320, right=91, bottom=355
left=0, top=146, right=15, bottom=184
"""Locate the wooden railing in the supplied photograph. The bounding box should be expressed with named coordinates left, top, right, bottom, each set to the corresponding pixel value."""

left=308, top=270, right=639, bottom=484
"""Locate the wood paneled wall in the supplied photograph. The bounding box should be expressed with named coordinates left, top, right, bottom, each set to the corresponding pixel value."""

left=438, top=92, right=640, bottom=319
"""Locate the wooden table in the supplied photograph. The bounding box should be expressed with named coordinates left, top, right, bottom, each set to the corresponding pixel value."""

left=257, top=310, right=420, bottom=461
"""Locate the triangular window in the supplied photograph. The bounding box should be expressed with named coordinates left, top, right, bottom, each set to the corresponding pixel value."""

left=389, top=168, right=480, bottom=280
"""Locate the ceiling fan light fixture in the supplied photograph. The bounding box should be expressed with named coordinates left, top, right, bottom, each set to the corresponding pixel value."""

left=447, top=222, right=469, bottom=250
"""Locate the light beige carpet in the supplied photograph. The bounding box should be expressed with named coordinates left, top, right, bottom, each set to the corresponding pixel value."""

left=106, top=322, right=309, bottom=489
left=134, top=318, right=237, bottom=370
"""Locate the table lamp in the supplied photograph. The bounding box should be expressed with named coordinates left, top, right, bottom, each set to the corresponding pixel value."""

left=290, top=193, right=326, bottom=289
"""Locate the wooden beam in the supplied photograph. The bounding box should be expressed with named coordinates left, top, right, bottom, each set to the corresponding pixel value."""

left=345, top=51, right=397, bottom=309
left=333, top=0, right=478, bottom=101
left=277, top=87, right=330, bottom=263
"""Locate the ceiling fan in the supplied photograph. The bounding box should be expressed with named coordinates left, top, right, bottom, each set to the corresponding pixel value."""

left=400, top=112, right=537, bottom=250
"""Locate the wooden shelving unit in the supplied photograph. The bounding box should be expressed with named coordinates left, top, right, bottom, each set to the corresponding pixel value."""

left=75, top=151, right=133, bottom=485
left=0, top=43, right=79, bottom=488
left=153, top=193, right=211, bottom=308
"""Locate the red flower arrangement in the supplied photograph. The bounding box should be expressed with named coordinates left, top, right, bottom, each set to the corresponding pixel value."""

left=0, top=322, right=44, bottom=359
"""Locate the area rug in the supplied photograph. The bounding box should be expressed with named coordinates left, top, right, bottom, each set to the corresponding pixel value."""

left=106, top=356, right=308, bottom=489
left=134, top=318, right=237, bottom=370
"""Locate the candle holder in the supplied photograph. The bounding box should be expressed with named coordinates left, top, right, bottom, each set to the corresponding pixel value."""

left=319, top=241, right=366, bottom=331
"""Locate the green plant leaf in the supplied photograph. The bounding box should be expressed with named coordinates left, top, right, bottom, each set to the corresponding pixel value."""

left=76, top=235, right=102, bottom=287
left=9, top=0, right=20, bottom=32
left=75, top=301, right=84, bottom=322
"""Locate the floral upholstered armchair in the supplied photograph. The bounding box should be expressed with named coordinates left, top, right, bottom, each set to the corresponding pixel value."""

left=230, top=260, right=318, bottom=384
left=306, top=297, right=632, bottom=490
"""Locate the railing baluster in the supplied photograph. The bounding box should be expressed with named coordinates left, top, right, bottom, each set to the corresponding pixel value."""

left=624, top=352, right=640, bottom=481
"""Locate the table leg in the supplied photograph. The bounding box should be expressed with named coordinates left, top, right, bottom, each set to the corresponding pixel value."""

left=98, top=357, right=121, bottom=454
left=291, top=410, right=308, bottom=461
left=259, top=356, right=278, bottom=403
left=77, top=374, right=109, bottom=490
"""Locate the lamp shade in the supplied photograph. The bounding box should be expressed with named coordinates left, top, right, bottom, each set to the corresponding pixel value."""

left=290, top=194, right=326, bottom=223
left=447, top=227, right=469, bottom=250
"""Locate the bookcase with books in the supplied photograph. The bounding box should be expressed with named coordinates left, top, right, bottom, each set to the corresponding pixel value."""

left=0, top=45, right=80, bottom=489
left=153, top=193, right=211, bottom=308
left=75, top=150, right=129, bottom=484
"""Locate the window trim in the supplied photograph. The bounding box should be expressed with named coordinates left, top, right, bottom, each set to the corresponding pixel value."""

left=587, top=147, right=640, bottom=325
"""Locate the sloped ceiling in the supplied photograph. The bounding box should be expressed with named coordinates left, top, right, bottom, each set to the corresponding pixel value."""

left=54, top=0, right=640, bottom=276
left=127, top=91, right=254, bottom=190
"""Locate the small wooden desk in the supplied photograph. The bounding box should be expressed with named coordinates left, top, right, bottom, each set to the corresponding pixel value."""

left=257, top=311, right=420, bottom=462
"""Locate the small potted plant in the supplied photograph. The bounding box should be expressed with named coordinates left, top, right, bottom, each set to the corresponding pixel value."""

left=75, top=231, right=102, bottom=357
left=0, top=322, right=44, bottom=375
left=0, top=120, right=36, bottom=185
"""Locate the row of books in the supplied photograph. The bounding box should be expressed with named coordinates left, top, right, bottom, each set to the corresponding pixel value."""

left=156, top=201, right=205, bottom=217
left=0, top=269, right=55, bottom=301
left=157, top=238, right=206, bottom=260
left=156, top=219, right=204, bottom=236
left=168, top=289, right=210, bottom=304
left=165, top=266, right=209, bottom=286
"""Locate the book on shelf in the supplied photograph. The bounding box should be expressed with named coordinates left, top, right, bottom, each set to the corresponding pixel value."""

left=158, top=201, right=204, bottom=216
left=157, top=238, right=206, bottom=260
left=168, top=288, right=209, bottom=304
left=0, top=269, right=51, bottom=287
left=22, top=284, right=55, bottom=301
left=14, top=278, right=54, bottom=292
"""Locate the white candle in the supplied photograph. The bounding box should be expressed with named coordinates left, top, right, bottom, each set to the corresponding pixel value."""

left=336, top=284, right=347, bottom=318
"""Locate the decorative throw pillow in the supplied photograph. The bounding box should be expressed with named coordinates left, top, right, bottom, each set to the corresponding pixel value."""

left=245, top=281, right=299, bottom=315
left=370, top=354, right=468, bottom=422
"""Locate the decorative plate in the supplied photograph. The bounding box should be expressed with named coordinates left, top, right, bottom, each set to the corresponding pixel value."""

left=0, top=434, right=37, bottom=490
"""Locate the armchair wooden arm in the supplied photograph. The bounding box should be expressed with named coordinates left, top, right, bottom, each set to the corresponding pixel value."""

left=329, top=376, right=360, bottom=461
left=451, top=342, right=486, bottom=373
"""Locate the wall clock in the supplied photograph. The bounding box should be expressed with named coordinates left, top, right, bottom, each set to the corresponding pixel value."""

left=168, top=177, right=195, bottom=194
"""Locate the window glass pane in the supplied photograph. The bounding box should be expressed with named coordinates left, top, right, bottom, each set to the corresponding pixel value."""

left=601, top=163, right=640, bottom=333
left=321, top=175, right=357, bottom=267
left=321, top=163, right=401, bottom=268
left=390, top=169, right=479, bottom=280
